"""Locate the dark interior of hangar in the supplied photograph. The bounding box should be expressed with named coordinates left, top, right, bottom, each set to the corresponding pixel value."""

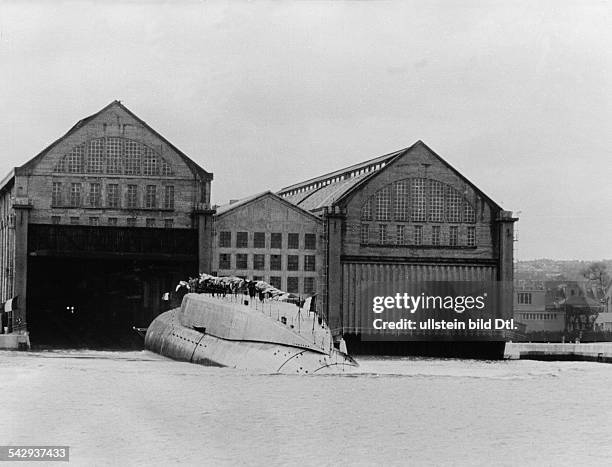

left=27, top=257, right=196, bottom=349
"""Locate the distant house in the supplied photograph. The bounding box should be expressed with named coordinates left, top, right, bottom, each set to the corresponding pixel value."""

left=513, top=281, right=564, bottom=333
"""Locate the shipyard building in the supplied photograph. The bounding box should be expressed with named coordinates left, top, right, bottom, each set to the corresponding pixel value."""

left=0, top=101, right=213, bottom=348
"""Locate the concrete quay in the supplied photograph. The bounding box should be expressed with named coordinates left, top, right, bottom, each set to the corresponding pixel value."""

left=505, top=342, right=612, bottom=363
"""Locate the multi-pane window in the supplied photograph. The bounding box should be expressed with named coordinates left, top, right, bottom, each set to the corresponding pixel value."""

left=89, top=183, right=101, bottom=207
left=219, top=231, right=232, bottom=247
left=287, top=277, right=299, bottom=294
left=361, top=198, right=372, bottom=220
left=164, top=219, right=174, bottom=228
left=236, top=254, right=248, bottom=269
left=411, top=179, right=426, bottom=222
left=106, top=138, right=122, bottom=174
left=70, top=216, right=80, bottom=225
left=271, top=233, right=282, bottom=249
left=360, top=224, right=369, bottom=244
left=287, top=255, right=299, bottom=271
left=449, top=226, right=459, bottom=246
left=464, top=202, right=476, bottom=223
left=126, top=185, right=138, bottom=208
left=414, top=225, right=423, bottom=245
left=517, top=293, right=532, bottom=305
left=270, top=255, right=282, bottom=270
left=396, top=225, right=406, bottom=245
left=375, top=187, right=390, bottom=221
left=304, top=255, right=315, bottom=271
left=304, top=234, right=316, bottom=249
left=379, top=224, right=388, bottom=244
left=146, top=218, right=156, bottom=228
left=51, top=216, right=60, bottom=224
left=432, top=225, right=441, bottom=245
left=127, top=217, right=137, bottom=227
left=447, top=189, right=462, bottom=223
left=161, top=160, right=172, bottom=176
left=108, top=217, right=118, bottom=226
left=89, top=217, right=99, bottom=226
left=394, top=180, right=410, bottom=221
left=467, top=226, right=476, bottom=246
left=269, top=276, right=281, bottom=289
left=254, top=232, right=265, bottom=248
left=429, top=181, right=445, bottom=222
left=164, top=186, right=175, bottom=209
left=88, top=139, right=104, bottom=173
left=253, top=254, right=265, bottom=270
left=67, top=146, right=84, bottom=173
left=143, top=150, right=159, bottom=176
left=70, top=183, right=82, bottom=206
left=236, top=232, right=248, bottom=248
left=304, top=277, right=316, bottom=295
left=145, top=185, right=157, bottom=208
left=107, top=184, right=119, bottom=208
left=219, top=254, right=231, bottom=269
left=124, top=141, right=141, bottom=175
left=52, top=182, right=62, bottom=206
left=288, top=233, right=299, bottom=249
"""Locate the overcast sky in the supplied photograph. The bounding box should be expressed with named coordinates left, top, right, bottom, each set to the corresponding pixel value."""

left=1, top=0, right=610, bottom=260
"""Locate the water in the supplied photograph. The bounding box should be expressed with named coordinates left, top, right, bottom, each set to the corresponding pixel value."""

left=1, top=350, right=611, bottom=466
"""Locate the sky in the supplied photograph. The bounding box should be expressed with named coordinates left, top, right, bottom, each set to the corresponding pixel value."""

left=0, top=0, right=610, bottom=260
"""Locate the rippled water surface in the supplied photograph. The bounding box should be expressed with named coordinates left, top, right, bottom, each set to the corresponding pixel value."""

left=1, top=350, right=611, bottom=466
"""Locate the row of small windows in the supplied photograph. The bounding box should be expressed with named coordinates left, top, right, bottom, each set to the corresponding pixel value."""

left=226, top=276, right=316, bottom=295
left=362, top=178, right=476, bottom=223
left=218, top=232, right=317, bottom=250
left=52, top=182, right=175, bottom=210
left=517, top=292, right=532, bottom=305
left=360, top=223, right=476, bottom=247
left=54, top=137, right=173, bottom=176
left=517, top=313, right=559, bottom=321
left=218, top=253, right=316, bottom=271
left=51, top=216, right=174, bottom=228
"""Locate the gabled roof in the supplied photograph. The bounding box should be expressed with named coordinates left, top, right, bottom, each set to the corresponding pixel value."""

left=215, top=190, right=322, bottom=222
left=15, top=100, right=212, bottom=180
left=277, top=140, right=503, bottom=212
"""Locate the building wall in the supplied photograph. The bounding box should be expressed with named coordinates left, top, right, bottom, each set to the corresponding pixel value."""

left=212, top=195, right=324, bottom=299
left=0, top=182, right=15, bottom=303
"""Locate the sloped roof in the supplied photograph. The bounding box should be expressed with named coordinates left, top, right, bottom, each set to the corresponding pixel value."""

left=215, top=190, right=322, bottom=222
left=215, top=191, right=270, bottom=215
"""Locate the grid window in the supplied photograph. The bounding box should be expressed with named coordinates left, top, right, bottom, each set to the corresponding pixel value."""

left=467, top=226, right=476, bottom=246
left=70, top=183, right=82, bottom=206
left=143, top=149, right=159, bottom=176
left=287, top=277, right=299, bottom=293
left=88, top=139, right=104, bottom=173
left=375, top=187, right=391, bottom=221
left=126, top=185, right=138, bottom=208
left=89, top=183, right=101, bottom=207
left=288, top=233, right=299, bottom=249
left=127, top=217, right=137, bottom=227
left=518, top=293, right=532, bottom=305
left=464, top=202, right=476, bottom=223
left=271, top=233, right=282, bottom=249
left=304, top=234, right=316, bottom=250
left=106, top=138, right=122, bottom=174
left=270, top=255, right=282, bottom=270
left=269, top=276, right=281, bottom=289
left=236, top=232, right=248, bottom=248
left=379, top=224, right=388, bottom=244
left=394, top=180, right=410, bottom=221
left=304, top=255, right=315, bottom=271
left=108, top=217, right=118, bottom=226
left=447, top=189, right=462, bottom=223
left=67, top=146, right=84, bottom=173
left=360, top=224, right=369, bottom=244
left=432, top=225, right=441, bottom=245
left=304, top=277, right=316, bottom=295
left=430, top=181, right=445, bottom=222
left=219, top=231, right=232, bottom=247
left=414, top=225, right=423, bottom=245
left=107, top=184, right=119, bottom=208
left=236, top=254, right=248, bottom=269
left=253, top=254, right=265, bottom=270
left=146, top=218, right=156, bottom=228
left=70, top=216, right=80, bottom=225
left=361, top=198, right=372, bottom=220
left=89, top=217, right=99, bottom=226
left=52, top=182, right=62, bottom=206
left=449, top=226, right=459, bottom=246
left=396, top=225, right=405, bottom=245
left=254, top=232, right=265, bottom=248
left=51, top=216, right=60, bottom=224
left=161, top=160, right=172, bottom=176
left=124, top=141, right=141, bottom=175
left=411, top=179, right=426, bottom=222
left=287, top=255, right=299, bottom=271
left=219, top=254, right=231, bottom=269
left=145, top=185, right=157, bottom=208
left=164, top=186, right=175, bottom=209
left=164, top=219, right=174, bottom=228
